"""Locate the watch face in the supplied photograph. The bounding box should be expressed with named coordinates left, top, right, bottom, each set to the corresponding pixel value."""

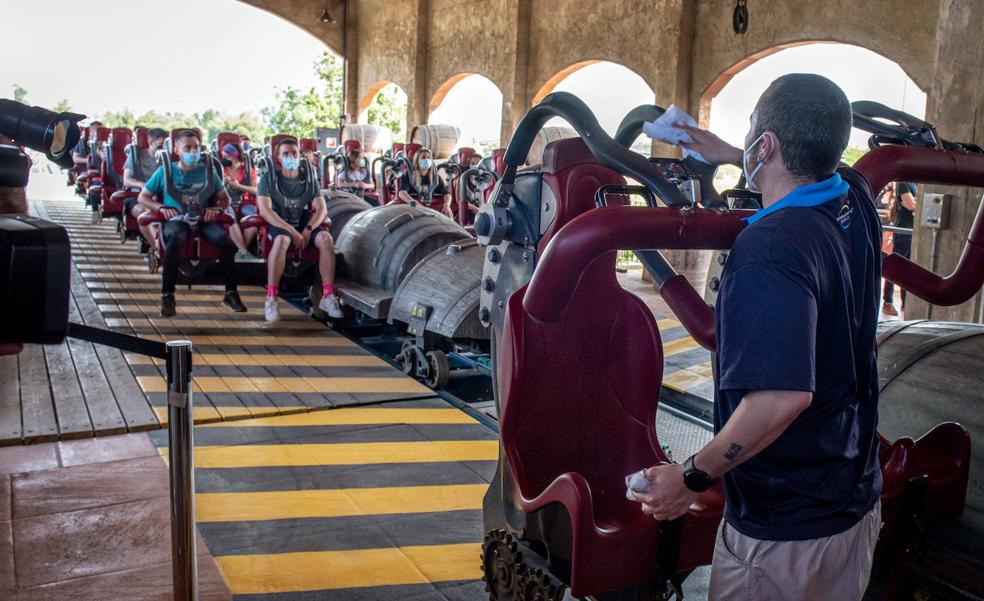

left=684, top=470, right=713, bottom=493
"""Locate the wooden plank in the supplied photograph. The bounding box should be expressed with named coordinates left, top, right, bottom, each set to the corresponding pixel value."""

left=42, top=342, right=93, bottom=439
left=66, top=338, right=128, bottom=436
left=17, top=345, right=59, bottom=443
left=0, top=355, right=22, bottom=445
left=93, top=346, right=160, bottom=432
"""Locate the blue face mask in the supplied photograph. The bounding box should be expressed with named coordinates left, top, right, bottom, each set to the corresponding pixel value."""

left=419, top=159, right=432, bottom=170
left=281, top=157, right=300, bottom=170
left=180, top=152, right=200, bottom=167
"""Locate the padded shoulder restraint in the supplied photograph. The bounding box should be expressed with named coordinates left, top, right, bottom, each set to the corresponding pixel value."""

left=163, top=155, right=216, bottom=222
left=265, top=158, right=319, bottom=227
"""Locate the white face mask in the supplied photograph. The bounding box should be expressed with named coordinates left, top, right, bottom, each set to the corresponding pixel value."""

left=742, top=133, right=768, bottom=194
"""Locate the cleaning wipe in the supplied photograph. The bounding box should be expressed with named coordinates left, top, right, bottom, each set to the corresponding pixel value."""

left=642, top=104, right=709, bottom=164
left=625, top=469, right=653, bottom=501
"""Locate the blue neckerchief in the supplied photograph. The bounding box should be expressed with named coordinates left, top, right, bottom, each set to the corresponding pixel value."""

left=743, top=173, right=849, bottom=225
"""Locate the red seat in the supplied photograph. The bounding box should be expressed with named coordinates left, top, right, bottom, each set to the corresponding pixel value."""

left=142, top=128, right=230, bottom=263
left=499, top=259, right=722, bottom=597
left=101, top=128, right=133, bottom=217
left=492, top=148, right=506, bottom=176
left=493, top=136, right=724, bottom=596
left=877, top=422, right=971, bottom=547
left=216, top=132, right=256, bottom=214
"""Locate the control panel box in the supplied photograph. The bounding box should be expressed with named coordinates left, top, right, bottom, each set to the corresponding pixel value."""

left=920, top=193, right=950, bottom=229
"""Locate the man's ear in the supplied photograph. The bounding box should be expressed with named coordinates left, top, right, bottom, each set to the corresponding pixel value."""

left=759, top=132, right=778, bottom=162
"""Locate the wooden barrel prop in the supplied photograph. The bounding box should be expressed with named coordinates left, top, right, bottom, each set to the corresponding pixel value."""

left=335, top=204, right=471, bottom=292
left=341, top=124, right=391, bottom=153
left=390, top=239, right=487, bottom=340
left=410, top=124, right=460, bottom=159
left=876, top=320, right=984, bottom=559
left=324, top=191, right=372, bottom=240
left=527, top=126, right=577, bottom=166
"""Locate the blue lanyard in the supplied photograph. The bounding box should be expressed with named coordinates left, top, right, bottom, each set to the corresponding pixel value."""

left=743, top=174, right=849, bottom=226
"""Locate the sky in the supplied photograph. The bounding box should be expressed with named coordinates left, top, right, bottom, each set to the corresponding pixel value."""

left=4, top=0, right=925, bottom=155
left=2, top=0, right=327, bottom=118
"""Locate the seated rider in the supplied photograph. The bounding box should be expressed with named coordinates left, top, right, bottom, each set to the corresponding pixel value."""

left=461, top=152, right=487, bottom=217
left=71, top=120, right=102, bottom=166
left=333, top=147, right=374, bottom=198
left=137, top=129, right=247, bottom=317
left=397, top=148, right=451, bottom=217
left=302, top=147, right=321, bottom=186
left=124, top=127, right=168, bottom=250
left=219, top=142, right=259, bottom=259
left=256, top=137, right=344, bottom=322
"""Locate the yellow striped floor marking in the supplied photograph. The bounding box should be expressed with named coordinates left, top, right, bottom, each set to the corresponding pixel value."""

left=216, top=543, right=481, bottom=595
left=202, top=407, right=477, bottom=428
left=126, top=334, right=356, bottom=347
left=663, top=368, right=709, bottom=392
left=137, top=375, right=429, bottom=395
left=153, top=406, right=304, bottom=424
left=161, top=440, right=499, bottom=468
left=656, top=318, right=683, bottom=330
left=197, top=483, right=486, bottom=522
left=662, top=336, right=700, bottom=357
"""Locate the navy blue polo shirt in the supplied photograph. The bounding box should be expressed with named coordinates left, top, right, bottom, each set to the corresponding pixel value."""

left=713, top=167, right=883, bottom=541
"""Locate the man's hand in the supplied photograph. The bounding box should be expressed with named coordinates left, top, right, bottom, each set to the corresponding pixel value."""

left=677, top=125, right=743, bottom=166
left=632, top=463, right=698, bottom=521
left=289, top=228, right=305, bottom=248
left=300, top=228, right=312, bottom=248
left=202, top=208, right=222, bottom=223
left=160, top=208, right=180, bottom=220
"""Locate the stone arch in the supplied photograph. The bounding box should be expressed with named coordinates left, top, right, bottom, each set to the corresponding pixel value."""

left=358, top=80, right=408, bottom=115
left=427, top=73, right=505, bottom=153
left=697, top=41, right=929, bottom=126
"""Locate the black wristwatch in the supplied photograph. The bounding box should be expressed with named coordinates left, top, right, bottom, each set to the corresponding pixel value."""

left=682, top=454, right=715, bottom=492
left=304, top=225, right=313, bottom=232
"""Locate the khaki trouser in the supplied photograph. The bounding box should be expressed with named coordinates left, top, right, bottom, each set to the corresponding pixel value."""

left=708, top=501, right=881, bottom=601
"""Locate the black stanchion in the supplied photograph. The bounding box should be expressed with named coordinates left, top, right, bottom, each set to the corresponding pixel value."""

left=165, top=340, right=197, bottom=601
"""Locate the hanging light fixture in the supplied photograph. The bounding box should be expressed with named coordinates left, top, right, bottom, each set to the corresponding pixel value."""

left=319, top=0, right=334, bottom=24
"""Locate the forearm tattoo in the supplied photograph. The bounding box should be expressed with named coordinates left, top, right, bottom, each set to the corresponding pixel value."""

left=724, top=442, right=743, bottom=461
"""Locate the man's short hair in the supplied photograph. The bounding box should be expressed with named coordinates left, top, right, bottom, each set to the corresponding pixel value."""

left=277, top=138, right=299, bottom=153
left=176, top=129, right=199, bottom=142
left=148, top=128, right=167, bottom=141
left=753, top=74, right=852, bottom=180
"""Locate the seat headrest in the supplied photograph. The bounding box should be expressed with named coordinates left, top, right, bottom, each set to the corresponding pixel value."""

left=405, top=143, right=423, bottom=162
left=270, top=134, right=301, bottom=171
left=343, top=139, right=363, bottom=155
left=110, top=128, right=132, bottom=151
left=216, top=132, right=241, bottom=155
left=456, top=147, right=476, bottom=167
left=92, top=126, right=111, bottom=143
left=299, top=138, right=318, bottom=154
left=391, top=143, right=405, bottom=156
left=491, top=148, right=506, bottom=176
left=542, top=138, right=597, bottom=175
left=134, top=127, right=149, bottom=149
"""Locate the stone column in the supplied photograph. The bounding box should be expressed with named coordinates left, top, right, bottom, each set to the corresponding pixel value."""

left=406, top=0, right=432, bottom=130
left=499, top=0, right=532, bottom=147
left=343, top=0, right=360, bottom=120
left=910, top=0, right=984, bottom=322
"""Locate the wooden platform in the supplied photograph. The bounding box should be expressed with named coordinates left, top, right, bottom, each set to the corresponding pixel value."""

left=0, top=199, right=435, bottom=445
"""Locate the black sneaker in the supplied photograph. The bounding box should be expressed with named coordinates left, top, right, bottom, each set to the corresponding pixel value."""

left=223, top=291, right=247, bottom=313
left=161, top=294, right=177, bottom=317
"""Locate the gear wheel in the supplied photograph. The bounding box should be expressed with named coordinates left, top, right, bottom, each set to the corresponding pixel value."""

left=515, top=568, right=565, bottom=601
left=481, top=529, right=524, bottom=600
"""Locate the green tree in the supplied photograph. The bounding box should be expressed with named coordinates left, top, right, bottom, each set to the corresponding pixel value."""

left=841, top=146, right=866, bottom=167
left=53, top=99, right=71, bottom=113
left=12, top=84, right=28, bottom=103
left=262, top=51, right=344, bottom=137
left=367, top=83, right=408, bottom=143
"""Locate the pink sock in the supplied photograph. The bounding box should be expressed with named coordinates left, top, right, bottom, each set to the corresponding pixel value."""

left=267, top=285, right=279, bottom=298
left=322, top=284, right=334, bottom=298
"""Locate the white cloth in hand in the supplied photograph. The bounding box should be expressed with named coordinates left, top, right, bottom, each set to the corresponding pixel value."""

left=642, top=104, right=709, bottom=164
left=625, top=470, right=653, bottom=501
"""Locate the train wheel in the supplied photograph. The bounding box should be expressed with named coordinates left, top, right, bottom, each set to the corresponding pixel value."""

left=424, top=350, right=450, bottom=389
left=482, top=529, right=523, bottom=601
left=516, top=568, right=565, bottom=601
left=398, top=341, right=417, bottom=377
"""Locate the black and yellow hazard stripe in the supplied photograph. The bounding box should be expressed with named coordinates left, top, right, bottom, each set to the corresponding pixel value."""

left=150, top=398, right=497, bottom=599
left=655, top=318, right=714, bottom=406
